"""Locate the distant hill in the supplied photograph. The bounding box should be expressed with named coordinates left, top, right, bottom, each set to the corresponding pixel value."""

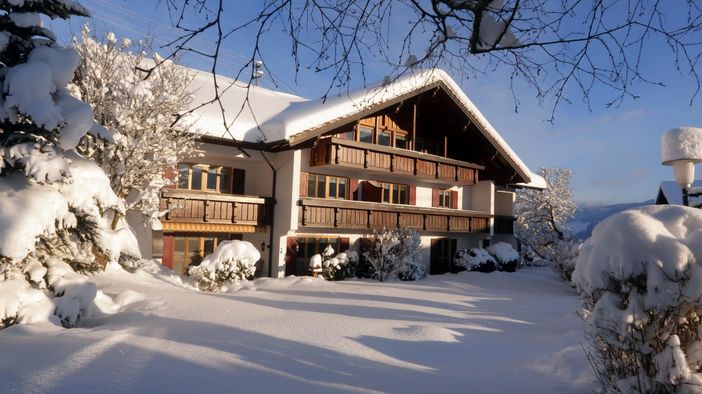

left=569, top=200, right=654, bottom=241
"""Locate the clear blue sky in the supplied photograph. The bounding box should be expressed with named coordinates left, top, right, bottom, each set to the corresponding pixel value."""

left=53, top=0, right=701, bottom=206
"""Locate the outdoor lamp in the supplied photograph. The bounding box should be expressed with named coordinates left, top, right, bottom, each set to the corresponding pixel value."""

left=661, top=127, right=702, bottom=206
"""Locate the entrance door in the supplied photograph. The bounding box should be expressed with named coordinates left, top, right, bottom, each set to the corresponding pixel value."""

left=430, top=238, right=456, bottom=275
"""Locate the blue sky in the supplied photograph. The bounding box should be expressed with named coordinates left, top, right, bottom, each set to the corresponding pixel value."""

left=52, top=0, right=701, bottom=206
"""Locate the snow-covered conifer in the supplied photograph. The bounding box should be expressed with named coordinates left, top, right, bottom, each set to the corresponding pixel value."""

left=0, top=1, right=138, bottom=329
left=71, top=26, right=196, bottom=228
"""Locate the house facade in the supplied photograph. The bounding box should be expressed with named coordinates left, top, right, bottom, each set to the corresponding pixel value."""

left=131, top=69, right=544, bottom=277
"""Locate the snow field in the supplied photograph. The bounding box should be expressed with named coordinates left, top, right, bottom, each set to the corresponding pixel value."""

left=0, top=267, right=593, bottom=393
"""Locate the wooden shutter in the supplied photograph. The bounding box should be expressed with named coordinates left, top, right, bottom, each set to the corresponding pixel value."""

left=299, top=172, right=308, bottom=197
left=349, top=178, right=359, bottom=200
left=339, top=237, right=350, bottom=253
left=409, top=186, right=416, bottom=205
left=232, top=168, right=246, bottom=194
left=284, top=236, right=297, bottom=276
left=451, top=191, right=458, bottom=209
left=432, top=189, right=440, bottom=207
left=162, top=235, right=174, bottom=269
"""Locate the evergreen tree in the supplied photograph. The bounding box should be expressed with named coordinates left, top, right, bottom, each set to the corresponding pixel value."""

left=0, top=1, right=138, bottom=328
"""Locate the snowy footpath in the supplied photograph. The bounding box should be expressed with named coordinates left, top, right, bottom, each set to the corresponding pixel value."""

left=0, top=267, right=594, bottom=393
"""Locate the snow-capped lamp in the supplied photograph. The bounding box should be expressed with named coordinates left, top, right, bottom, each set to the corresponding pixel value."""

left=661, top=127, right=702, bottom=206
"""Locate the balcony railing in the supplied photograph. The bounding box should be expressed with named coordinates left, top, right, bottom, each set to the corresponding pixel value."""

left=299, top=198, right=490, bottom=233
left=160, top=188, right=269, bottom=227
left=311, top=137, right=484, bottom=185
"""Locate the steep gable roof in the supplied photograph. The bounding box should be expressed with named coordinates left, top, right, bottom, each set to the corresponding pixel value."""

left=187, top=68, right=537, bottom=184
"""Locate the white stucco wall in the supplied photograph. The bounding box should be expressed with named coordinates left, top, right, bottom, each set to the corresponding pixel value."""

left=494, top=190, right=515, bottom=216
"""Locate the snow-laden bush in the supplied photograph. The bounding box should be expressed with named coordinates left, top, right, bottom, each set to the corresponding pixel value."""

left=309, top=246, right=358, bottom=281
left=486, top=242, right=519, bottom=272
left=453, top=248, right=497, bottom=273
left=363, top=228, right=425, bottom=281
left=573, top=205, right=702, bottom=393
left=549, top=239, right=581, bottom=282
left=189, top=240, right=260, bottom=291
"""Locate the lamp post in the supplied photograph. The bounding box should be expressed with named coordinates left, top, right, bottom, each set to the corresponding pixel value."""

left=661, top=127, right=702, bottom=206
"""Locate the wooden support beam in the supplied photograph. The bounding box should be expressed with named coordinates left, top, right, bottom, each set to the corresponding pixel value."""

left=412, top=103, right=417, bottom=151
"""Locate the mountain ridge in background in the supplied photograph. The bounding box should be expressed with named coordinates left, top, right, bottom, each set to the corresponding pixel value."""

left=569, top=200, right=654, bottom=240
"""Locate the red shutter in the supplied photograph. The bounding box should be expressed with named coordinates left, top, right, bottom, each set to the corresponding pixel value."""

left=339, top=237, right=350, bottom=252
left=232, top=168, right=245, bottom=194
left=349, top=178, right=359, bottom=200
left=299, top=172, right=308, bottom=197
left=451, top=191, right=458, bottom=209
left=284, top=236, right=297, bottom=276
left=432, top=189, right=440, bottom=207
left=409, top=186, right=416, bottom=205
left=162, top=235, right=174, bottom=269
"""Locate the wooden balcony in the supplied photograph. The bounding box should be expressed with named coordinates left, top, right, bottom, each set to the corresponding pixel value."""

left=299, top=198, right=490, bottom=233
left=160, top=188, right=270, bottom=228
left=311, top=137, right=484, bottom=185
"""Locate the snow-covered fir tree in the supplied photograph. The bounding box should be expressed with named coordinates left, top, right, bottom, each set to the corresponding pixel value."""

left=0, top=1, right=138, bottom=329
left=514, top=168, right=577, bottom=277
left=71, top=26, right=196, bottom=228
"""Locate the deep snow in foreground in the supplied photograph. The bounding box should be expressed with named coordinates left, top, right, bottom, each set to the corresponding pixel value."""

left=0, top=267, right=593, bottom=393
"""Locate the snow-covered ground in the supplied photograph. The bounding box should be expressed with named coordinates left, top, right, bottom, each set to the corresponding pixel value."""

left=0, top=267, right=593, bottom=393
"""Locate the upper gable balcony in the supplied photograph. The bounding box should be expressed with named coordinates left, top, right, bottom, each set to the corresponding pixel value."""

left=310, top=137, right=484, bottom=185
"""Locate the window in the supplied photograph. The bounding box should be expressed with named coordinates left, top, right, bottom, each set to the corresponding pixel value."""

left=438, top=190, right=451, bottom=208
left=307, top=174, right=348, bottom=199
left=379, top=182, right=409, bottom=204
left=395, top=134, right=408, bottom=149
left=434, top=189, right=457, bottom=209
left=171, top=234, right=237, bottom=274
left=294, top=237, right=342, bottom=276
left=358, top=126, right=374, bottom=143
left=176, top=164, right=233, bottom=193
left=336, top=130, right=354, bottom=140
left=177, top=164, right=190, bottom=189
left=377, top=130, right=391, bottom=146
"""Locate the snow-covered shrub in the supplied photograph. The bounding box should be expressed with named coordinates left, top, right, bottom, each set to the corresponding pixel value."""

left=573, top=205, right=702, bottom=393
left=309, top=246, right=357, bottom=281
left=486, top=242, right=519, bottom=272
left=0, top=2, right=139, bottom=329
left=549, top=239, right=581, bottom=282
left=453, top=248, right=497, bottom=273
left=189, top=240, right=260, bottom=291
left=363, top=228, right=425, bottom=281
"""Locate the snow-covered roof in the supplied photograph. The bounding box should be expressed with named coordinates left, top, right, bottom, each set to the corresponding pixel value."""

left=186, top=70, right=306, bottom=143
left=187, top=67, right=535, bottom=183
left=513, top=172, right=547, bottom=190
left=658, top=180, right=702, bottom=205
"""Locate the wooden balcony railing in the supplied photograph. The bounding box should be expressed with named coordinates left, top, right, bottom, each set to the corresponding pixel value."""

left=160, top=188, right=269, bottom=226
left=311, top=137, right=484, bottom=185
left=299, top=198, right=490, bottom=233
